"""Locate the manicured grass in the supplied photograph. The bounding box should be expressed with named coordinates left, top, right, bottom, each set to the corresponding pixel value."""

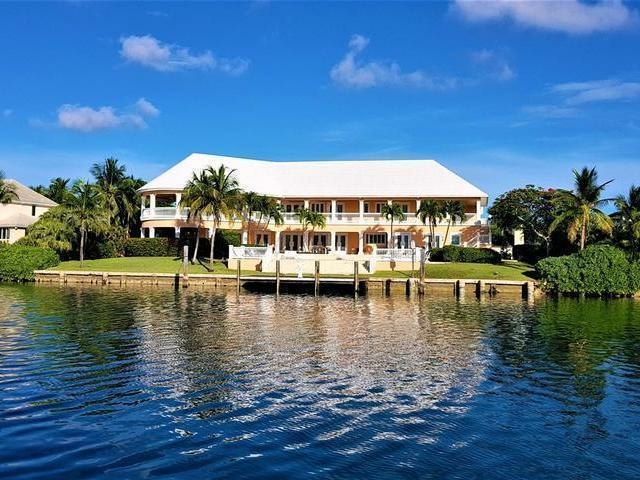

left=51, top=257, right=536, bottom=281
left=52, top=257, right=229, bottom=274
left=371, top=262, right=536, bottom=281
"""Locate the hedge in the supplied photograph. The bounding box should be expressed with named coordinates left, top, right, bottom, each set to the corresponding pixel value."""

left=0, top=244, right=60, bottom=282
left=124, top=238, right=173, bottom=257
left=536, top=245, right=640, bottom=297
left=429, top=246, right=501, bottom=264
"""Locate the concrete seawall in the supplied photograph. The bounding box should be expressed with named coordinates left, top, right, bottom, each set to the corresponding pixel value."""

left=35, top=270, right=537, bottom=300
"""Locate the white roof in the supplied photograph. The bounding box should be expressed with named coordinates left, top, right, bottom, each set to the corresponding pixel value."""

left=140, top=153, right=488, bottom=202
left=6, top=179, right=57, bottom=207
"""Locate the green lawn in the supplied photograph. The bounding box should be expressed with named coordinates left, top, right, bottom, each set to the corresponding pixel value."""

left=52, top=257, right=230, bottom=274
left=52, top=257, right=536, bottom=281
left=371, top=262, right=536, bottom=281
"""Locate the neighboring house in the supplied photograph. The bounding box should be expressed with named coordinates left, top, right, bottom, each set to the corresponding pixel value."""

left=139, top=153, right=491, bottom=254
left=0, top=180, right=57, bottom=244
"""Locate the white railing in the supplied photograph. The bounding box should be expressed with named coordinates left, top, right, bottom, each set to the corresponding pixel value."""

left=465, top=234, right=492, bottom=248
left=375, top=248, right=415, bottom=261
left=229, top=246, right=271, bottom=259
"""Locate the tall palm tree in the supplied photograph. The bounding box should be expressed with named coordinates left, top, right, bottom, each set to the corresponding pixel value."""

left=416, top=199, right=443, bottom=248
left=241, top=191, right=261, bottom=244
left=295, top=207, right=327, bottom=251
left=256, top=196, right=283, bottom=245
left=380, top=202, right=407, bottom=249
left=442, top=200, right=466, bottom=246
left=180, top=165, right=242, bottom=264
left=65, top=181, right=109, bottom=266
left=0, top=170, right=17, bottom=204
left=91, top=158, right=128, bottom=226
left=47, top=177, right=71, bottom=204
left=551, top=167, right=613, bottom=251
left=614, top=184, right=640, bottom=257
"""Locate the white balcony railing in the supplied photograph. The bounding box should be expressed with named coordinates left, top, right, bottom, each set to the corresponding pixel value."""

left=141, top=207, right=486, bottom=227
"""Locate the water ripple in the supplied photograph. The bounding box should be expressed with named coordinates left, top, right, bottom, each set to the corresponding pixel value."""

left=1, top=285, right=639, bottom=478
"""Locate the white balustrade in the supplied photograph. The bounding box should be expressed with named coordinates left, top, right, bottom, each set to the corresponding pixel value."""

left=375, top=248, right=415, bottom=261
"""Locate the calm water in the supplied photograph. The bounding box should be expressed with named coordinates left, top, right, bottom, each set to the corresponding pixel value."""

left=1, top=285, right=640, bottom=479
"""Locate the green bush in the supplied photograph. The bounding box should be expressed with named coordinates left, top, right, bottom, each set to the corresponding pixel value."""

left=513, top=244, right=547, bottom=264
left=124, top=238, right=172, bottom=257
left=0, top=244, right=60, bottom=281
left=429, top=246, right=501, bottom=264
left=536, top=245, right=640, bottom=296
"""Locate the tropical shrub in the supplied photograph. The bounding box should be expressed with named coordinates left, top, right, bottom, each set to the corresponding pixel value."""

left=513, top=244, right=547, bottom=264
left=429, top=246, right=501, bottom=264
left=0, top=244, right=60, bottom=281
left=124, top=238, right=172, bottom=257
left=536, top=245, right=640, bottom=296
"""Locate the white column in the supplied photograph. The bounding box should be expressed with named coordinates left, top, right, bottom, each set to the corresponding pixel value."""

left=330, top=232, right=336, bottom=251
left=359, top=199, right=364, bottom=222
left=149, top=226, right=155, bottom=238
left=140, top=228, right=145, bottom=238
left=331, top=199, right=337, bottom=222
left=303, top=232, right=309, bottom=251
left=275, top=232, right=281, bottom=252
left=174, top=227, right=180, bottom=239
left=175, top=193, right=182, bottom=218
left=476, top=200, right=483, bottom=221
left=387, top=199, right=392, bottom=205
left=304, top=199, right=309, bottom=209
left=150, top=194, right=156, bottom=210
left=416, top=199, right=421, bottom=212
left=242, top=230, right=248, bottom=245
left=358, top=232, right=364, bottom=253
left=141, top=195, right=145, bottom=213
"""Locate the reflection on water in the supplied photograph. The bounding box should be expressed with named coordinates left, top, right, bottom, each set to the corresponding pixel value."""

left=1, top=285, right=640, bottom=479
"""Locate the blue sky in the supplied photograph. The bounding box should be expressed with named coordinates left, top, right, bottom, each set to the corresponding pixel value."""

left=1, top=1, right=640, bottom=204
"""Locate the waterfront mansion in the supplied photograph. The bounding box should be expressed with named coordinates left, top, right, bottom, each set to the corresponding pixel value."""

left=139, top=153, right=491, bottom=254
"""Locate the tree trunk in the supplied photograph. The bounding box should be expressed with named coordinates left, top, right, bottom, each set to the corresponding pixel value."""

left=444, top=220, right=452, bottom=246
left=192, top=230, right=200, bottom=263
left=209, top=227, right=217, bottom=266
left=580, top=213, right=587, bottom=250
left=390, top=219, right=394, bottom=249
left=79, top=229, right=85, bottom=266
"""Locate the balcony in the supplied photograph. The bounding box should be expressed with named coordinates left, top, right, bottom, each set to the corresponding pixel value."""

left=141, top=208, right=486, bottom=227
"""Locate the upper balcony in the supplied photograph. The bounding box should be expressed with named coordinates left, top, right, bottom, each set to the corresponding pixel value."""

left=141, top=207, right=486, bottom=227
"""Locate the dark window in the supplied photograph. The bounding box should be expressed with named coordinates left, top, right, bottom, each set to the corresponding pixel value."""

left=31, top=205, right=36, bottom=216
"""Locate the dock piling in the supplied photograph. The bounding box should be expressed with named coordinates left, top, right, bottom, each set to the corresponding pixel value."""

left=236, top=261, right=241, bottom=293
left=276, top=260, right=281, bottom=296
left=354, top=261, right=359, bottom=298
left=314, top=261, right=320, bottom=296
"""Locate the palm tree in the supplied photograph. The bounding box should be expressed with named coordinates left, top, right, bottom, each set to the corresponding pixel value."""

left=180, top=165, right=242, bottom=264
left=65, top=181, right=109, bottom=266
left=295, top=207, right=327, bottom=251
left=0, top=170, right=17, bottom=204
left=255, top=196, right=283, bottom=245
left=614, top=185, right=640, bottom=257
left=241, top=191, right=261, bottom=244
left=380, top=202, right=407, bottom=249
left=23, top=206, right=75, bottom=252
left=47, top=177, right=72, bottom=204
left=442, top=200, right=466, bottom=246
left=416, top=200, right=443, bottom=248
left=91, top=158, right=128, bottom=226
left=551, top=167, right=613, bottom=251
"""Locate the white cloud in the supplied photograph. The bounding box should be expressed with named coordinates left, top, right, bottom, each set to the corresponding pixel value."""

left=470, top=49, right=514, bottom=81
left=55, top=98, right=160, bottom=133
left=330, top=34, right=457, bottom=89
left=454, top=0, right=638, bottom=34
left=551, top=79, right=640, bottom=105
left=119, top=35, right=249, bottom=74
left=135, top=98, right=160, bottom=117
left=521, top=104, right=578, bottom=118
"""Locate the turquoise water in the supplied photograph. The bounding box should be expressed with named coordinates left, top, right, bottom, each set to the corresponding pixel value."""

left=1, top=284, right=639, bottom=479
